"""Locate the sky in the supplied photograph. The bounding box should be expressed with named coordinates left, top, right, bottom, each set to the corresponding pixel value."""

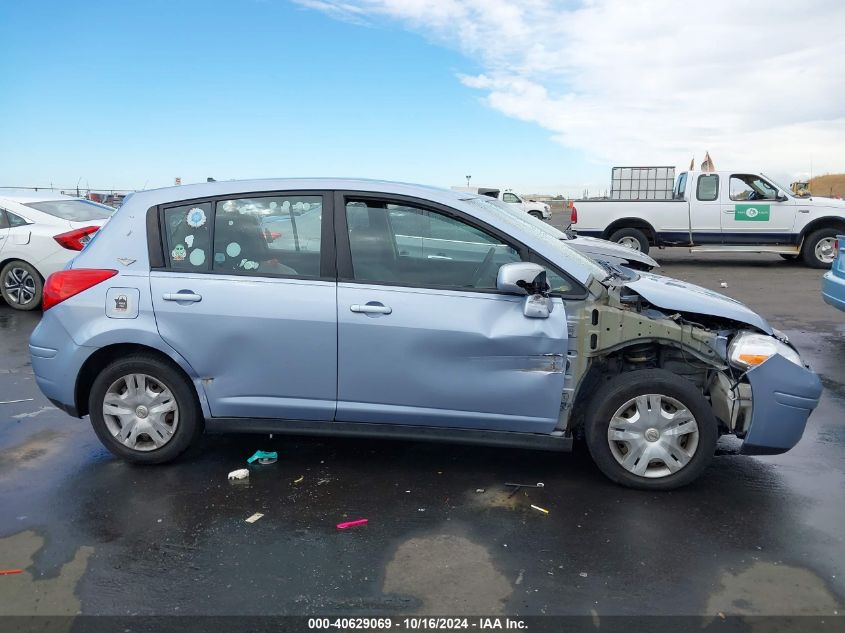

left=1, top=0, right=844, bottom=196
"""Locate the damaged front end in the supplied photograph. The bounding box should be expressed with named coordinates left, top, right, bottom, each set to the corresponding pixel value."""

left=564, top=268, right=821, bottom=454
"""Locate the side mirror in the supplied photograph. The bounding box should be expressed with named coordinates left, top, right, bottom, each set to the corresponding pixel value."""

left=776, top=193, right=788, bottom=202
left=497, top=262, right=553, bottom=319
left=497, top=262, right=547, bottom=295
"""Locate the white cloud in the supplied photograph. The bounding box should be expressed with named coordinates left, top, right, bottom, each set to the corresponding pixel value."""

left=297, top=0, right=845, bottom=181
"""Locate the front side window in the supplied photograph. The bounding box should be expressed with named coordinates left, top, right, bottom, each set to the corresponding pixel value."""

left=730, top=175, right=777, bottom=201
left=502, top=192, right=521, bottom=203
left=696, top=174, right=719, bottom=201
left=346, top=200, right=521, bottom=290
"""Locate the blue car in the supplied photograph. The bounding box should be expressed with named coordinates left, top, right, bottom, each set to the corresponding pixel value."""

left=822, top=235, right=845, bottom=312
left=29, top=179, right=823, bottom=490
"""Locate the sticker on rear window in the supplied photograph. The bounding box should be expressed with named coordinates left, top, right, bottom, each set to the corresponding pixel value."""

left=189, top=249, right=206, bottom=266
left=186, top=207, right=207, bottom=228
left=171, top=244, right=186, bottom=262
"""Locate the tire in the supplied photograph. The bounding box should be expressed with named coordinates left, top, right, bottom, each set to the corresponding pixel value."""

left=779, top=254, right=798, bottom=261
left=528, top=210, right=543, bottom=220
left=608, top=228, right=650, bottom=255
left=800, top=228, right=839, bottom=268
left=1, top=260, right=43, bottom=311
left=88, top=354, right=203, bottom=464
left=583, top=369, right=718, bottom=490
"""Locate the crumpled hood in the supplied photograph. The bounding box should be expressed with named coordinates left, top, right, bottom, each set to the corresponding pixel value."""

left=623, top=272, right=772, bottom=334
left=568, top=235, right=660, bottom=268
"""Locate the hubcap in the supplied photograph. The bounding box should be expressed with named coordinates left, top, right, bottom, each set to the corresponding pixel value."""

left=815, top=237, right=836, bottom=264
left=102, top=373, right=179, bottom=452
left=617, top=236, right=642, bottom=251
left=607, top=394, right=700, bottom=479
left=4, top=267, right=36, bottom=305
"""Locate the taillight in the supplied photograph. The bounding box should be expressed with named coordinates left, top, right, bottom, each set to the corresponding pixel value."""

left=53, top=226, right=100, bottom=251
left=42, top=269, right=117, bottom=310
left=570, top=205, right=578, bottom=224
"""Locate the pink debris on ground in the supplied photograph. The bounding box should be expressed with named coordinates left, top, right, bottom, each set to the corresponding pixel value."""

left=336, top=519, right=368, bottom=529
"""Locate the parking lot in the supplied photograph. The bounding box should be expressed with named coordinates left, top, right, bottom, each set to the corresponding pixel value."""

left=1, top=225, right=843, bottom=619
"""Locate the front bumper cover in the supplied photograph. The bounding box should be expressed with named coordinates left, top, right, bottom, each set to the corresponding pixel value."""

left=740, top=354, right=823, bottom=455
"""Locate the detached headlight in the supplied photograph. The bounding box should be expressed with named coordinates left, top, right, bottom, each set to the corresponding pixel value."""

left=728, top=331, right=803, bottom=369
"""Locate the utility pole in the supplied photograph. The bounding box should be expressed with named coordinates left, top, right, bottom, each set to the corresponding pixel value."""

left=465, top=175, right=471, bottom=188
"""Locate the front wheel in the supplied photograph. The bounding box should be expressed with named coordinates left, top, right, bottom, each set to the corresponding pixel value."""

left=608, top=228, right=650, bottom=254
left=528, top=210, right=544, bottom=220
left=1, top=260, right=43, bottom=311
left=584, top=369, right=718, bottom=490
left=801, top=228, right=839, bottom=268
left=88, top=354, right=203, bottom=464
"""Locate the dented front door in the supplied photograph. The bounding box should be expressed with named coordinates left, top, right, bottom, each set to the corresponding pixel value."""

left=336, top=284, right=568, bottom=433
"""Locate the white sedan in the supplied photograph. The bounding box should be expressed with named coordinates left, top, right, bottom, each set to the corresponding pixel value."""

left=0, top=190, right=113, bottom=310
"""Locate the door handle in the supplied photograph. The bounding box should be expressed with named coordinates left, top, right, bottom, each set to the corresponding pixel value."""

left=427, top=254, right=452, bottom=260
left=163, top=292, right=202, bottom=303
left=350, top=303, right=392, bottom=315
left=723, top=209, right=736, bottom=214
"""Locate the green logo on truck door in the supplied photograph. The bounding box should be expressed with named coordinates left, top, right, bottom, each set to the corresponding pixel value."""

left=734, top=204, right=770, bottom=221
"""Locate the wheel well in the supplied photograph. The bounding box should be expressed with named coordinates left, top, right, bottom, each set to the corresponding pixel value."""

left=74, top=343, right=193, bottom=417
left=0, top=257, right=44, bottom=281
left=602, top=219, right=657, bottom=245
left=800, top=217, right=845, bottom=242
left=568, top=342, right=716, bottom=436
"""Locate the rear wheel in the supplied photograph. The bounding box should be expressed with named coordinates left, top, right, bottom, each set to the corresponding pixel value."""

left=1, top=260, right=42, bottom=311
left=88, top=355, right=203, bottom=463
left=779, top=254, right=798, bottom=261
left=584, top=369, right=718, bottom=490
left=801, top=228, right=839, bottom=268
left=608, top=228, right=650, bottom=255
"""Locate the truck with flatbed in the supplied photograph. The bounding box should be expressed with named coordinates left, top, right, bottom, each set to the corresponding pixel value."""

left=573, top=170, right=845, bottom=268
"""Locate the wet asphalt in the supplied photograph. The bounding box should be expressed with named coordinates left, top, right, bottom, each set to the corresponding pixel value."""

left=0, top=230, right=844, bottom=619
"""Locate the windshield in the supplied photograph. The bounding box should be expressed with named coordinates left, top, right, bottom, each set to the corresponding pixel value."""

left=25, top=199, right=114, bottom=221
left=463, top=196, right=609, bottom=281
left=761, top=174, right=794, bottom=198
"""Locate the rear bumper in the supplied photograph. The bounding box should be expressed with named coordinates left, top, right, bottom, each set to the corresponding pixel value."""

left=740, top=354, right=823, bottom=455
left=822, top=270, right=845, bottom=312
left=29, top=313, right=94, bottom=418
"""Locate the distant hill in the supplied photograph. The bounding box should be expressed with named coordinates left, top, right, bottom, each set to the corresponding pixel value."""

left=809, top=174, right=845, bottom=198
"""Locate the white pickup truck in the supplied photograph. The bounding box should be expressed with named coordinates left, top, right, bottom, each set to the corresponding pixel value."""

left=573, top=170, right=845, bottom=268
left=451, top=187, right=551, bottom=220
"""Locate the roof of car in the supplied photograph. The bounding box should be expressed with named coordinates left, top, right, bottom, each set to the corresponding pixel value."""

left=127, top=178, right=473, bottom=208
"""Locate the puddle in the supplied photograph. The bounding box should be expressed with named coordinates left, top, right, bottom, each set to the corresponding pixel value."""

left=706, top=561, right=841, bottom=617
left=0, top=530, right=93, bottom=617
left=383, top=534, right=511, bottom=614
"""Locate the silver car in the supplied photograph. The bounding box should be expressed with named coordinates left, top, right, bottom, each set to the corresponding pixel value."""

left=30, top=179, right=821, bottom=489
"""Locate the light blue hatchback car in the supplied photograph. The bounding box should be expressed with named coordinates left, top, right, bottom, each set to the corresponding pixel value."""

left=822, top=235, right=845, bottom=312
left=29, top=179, right=823, bottom=489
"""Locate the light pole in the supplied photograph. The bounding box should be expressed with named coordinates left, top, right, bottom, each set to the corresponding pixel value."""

left=465, top=175, right=471, bottom=187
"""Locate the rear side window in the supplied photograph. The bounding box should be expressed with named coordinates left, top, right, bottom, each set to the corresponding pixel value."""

left=696, top=174, right=719, bottom=201
left=24, top=199, right=113, bottom=221
left=7, top=212, right=29, bottom=227
left=161, top=196, right=324, bottom=277
left=0, top=210, right=8, bottom=229
left=674, top=173, right=688, bottom=199
left=163, top=202, right=213, bottom=270
left=213, top=195, right=322, bottom=277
